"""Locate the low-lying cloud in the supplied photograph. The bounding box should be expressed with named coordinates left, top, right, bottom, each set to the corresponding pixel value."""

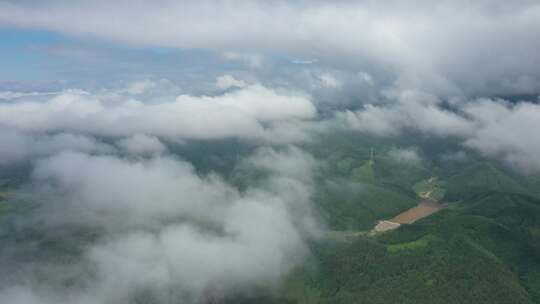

left=386, top=147, right=423, bottom=167
left=339, top=92, right=540, bottom=173
left=1, top=146, right=318, bottom=303
left=116, top=134, right=167, bottom=156
left=463, top=99, right=540, bottom=173
left=1, top=2, right=539, bottom=303
left=0, top=81, right=316, bottom=143
left=0, top=129, right=115, bottom=165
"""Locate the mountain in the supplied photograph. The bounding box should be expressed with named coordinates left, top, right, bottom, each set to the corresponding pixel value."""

left=445, top=163, right=528, bottom=201
left=283, top=191, right=540, bottom=304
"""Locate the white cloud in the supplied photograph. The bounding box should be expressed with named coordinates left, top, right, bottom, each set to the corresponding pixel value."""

left=0, top=129, right=30, bottom=164
left=0, top=91, right=57, bottom=100
left=116, top=134, right=167, bottom=156
left=222, top=52, right=264, bottom=69
left=338, top=92, right=540, bottom=173
left=124, top=79, right=156, bottom=95
left=291, top=58, right=318, bottom=65
left=31, top=152, right=236, bottom=229
left=463, top=99, right=540, bottom=173
left=0, top=84, right=316, bottom=142
left=6, top=147, right=317, bottom=303
left=1, top=1, right=540, bottom=96
left=317, top=73, right=341, bottom=89
left=246, top=146, right=317, bottom=183
left=215, top=75, right=247, bottom=90
left=358, top=72, right=374, bottom=86
left=386, top=147, right=423, bottom=166
left=338, top=90, right=473, bottom=137
left=0, top=129, right=115, bottom=165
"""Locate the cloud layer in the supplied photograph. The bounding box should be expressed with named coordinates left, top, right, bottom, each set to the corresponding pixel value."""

left=0, top=2, right=540, bottom=303
left=1, top=0, right=540, bottom=95
left=0, top=81, right=316, bottom=143
left=339, top=92, right=540, bottom=173
left=1, top=146, right=317, bottom=303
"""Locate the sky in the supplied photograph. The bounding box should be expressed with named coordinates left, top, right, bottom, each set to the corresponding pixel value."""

left=1, top=1, right=540, bottom=303
left=0, top=27, right=231, bottom=89
left=1, top=0, right=540, bottom=96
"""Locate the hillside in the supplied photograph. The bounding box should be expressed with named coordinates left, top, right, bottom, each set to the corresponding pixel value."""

left=283, top=191, right=540, bottom=304
left=445, top=163, right=528, bottom=201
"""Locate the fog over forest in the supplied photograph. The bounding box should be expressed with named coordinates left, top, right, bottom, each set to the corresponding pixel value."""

left=1, top=1, right=540, bottom=303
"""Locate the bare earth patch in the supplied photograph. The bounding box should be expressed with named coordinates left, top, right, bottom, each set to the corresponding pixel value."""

left=370, top=220, right=401, bottom=235
left=390, top=201, right=443, bottom=224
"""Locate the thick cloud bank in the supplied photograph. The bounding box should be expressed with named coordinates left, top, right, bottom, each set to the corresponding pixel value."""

left=1, top=0, right=540, bottom=95
left=0, top=81, right=316, bottom=143
left=0, top=77, right=320, bottom=303
left=0, top=147, right=317, bottom=303
left=116, top=134, right=167, bottom=156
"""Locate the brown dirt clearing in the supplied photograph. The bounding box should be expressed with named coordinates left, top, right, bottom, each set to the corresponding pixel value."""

left=390, top=201, right=443, bottom=224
